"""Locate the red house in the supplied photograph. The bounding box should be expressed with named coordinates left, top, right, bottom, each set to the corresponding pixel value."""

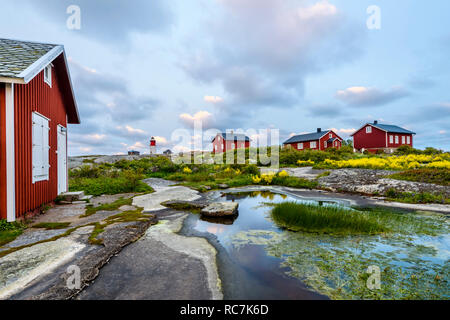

left=283, top=129, right=342, bottom=151
left=351, top=121, right=415, bottom=153
left=0, top=39, right=79, bottom=222
left=212, top=132, right=251, bottom=153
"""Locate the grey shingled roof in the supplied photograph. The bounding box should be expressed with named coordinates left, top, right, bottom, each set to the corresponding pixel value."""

left=218, top=133, right=250, bottom=142
left=0, top=38, right=57, bottom=78
left=284, top=130, right=330, bottom=144
left=372, top=123, right=416, bottom=135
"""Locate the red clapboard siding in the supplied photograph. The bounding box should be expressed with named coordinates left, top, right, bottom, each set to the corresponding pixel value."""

left=0, top=83, right=6, bottom=220
left=353, top=125, right=386, bottom=150
left=14, top=67, right=67, bottom=219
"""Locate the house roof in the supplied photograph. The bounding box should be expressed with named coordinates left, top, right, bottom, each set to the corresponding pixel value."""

left=0, top=38, right=80, bottom=124
left=283, top=130, right=330, bottom=144
left=372, top=123, right=416, bottom=134
left=0, top=39, right=59, bottom=79
left=214, top=133, right=250, bottom=142
left=351, top=123, right=415, bottom=136
left=327, top=138, right=338, bottom=143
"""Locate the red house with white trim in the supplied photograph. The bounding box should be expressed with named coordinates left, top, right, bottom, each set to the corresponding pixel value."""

left=283, top=128, right=343, bottom=150
left=0, top=39, right=79, bottom=222
left=351, top=121, right=415, bottom=153
left=212, top=132, right=251, bottom=153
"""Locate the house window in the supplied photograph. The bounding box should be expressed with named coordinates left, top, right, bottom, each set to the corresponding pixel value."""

left=329, top=134, right=333, bottom=139
left=407, top=136, right=411, bottom=144
left=389, top=135, right=394, bottom=144
left=335, top=141, right=338, bottom=147
left=395, top=136, right=399, bottom=144
left=310, top=141, right=317, bottom=148
left=366, top=126, right=372, bottom=133
left=324, top=141, right=327, bottom=148
left=401, top=136, right=405, bottom=144
left=32, top=112, right=50, bottom=183
left=298, top=143, right=303, bottom=149
left=44, top=64, right=52, bottom=87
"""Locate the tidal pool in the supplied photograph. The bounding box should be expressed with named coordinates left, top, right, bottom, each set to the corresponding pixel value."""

left=193, top=191, right=449, bottom=300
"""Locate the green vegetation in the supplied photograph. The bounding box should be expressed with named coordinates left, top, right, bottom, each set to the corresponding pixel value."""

left=81, top=197, right=133, bottom=217
left=0, top=220, right=26, bottom=246
left=69, top=166, right=153, bottom=196
left=384, top=188, right=449, bottom=205
left=32, top=222, right=71, bottom=230
left=316, top=171, right=331, bottom=179
left=270, top=202, right=447, bottom=235
left=161, top=201, right=203, bottom=214
left=270, top=202, right=388, bottom=235
left=389, top=168, right=450, bottom=186
left=88, top=208, right=155, bottom=245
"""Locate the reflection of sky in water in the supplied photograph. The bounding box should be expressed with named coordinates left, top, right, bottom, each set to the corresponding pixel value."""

left=195, top=191, right=339, bottom=247
left=194, top=191, right=449, bottom=299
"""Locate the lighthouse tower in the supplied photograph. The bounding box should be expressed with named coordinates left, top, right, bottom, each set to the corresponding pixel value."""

left=150, top=137, right=156, bottom=155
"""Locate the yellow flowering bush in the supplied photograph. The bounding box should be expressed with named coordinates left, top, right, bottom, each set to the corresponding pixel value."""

left=318, top=154, right=450, bottom=171
left=297, top=160, right=315, bottom=167
left=426, top=161, right=450, bottom=169
left=261, top=173, right=274, bottom=184
left=252, top=175, right=262, bottom=184
left=278, top=170, right=289, bottom=177
left=183, top=167, right=192, bottom=174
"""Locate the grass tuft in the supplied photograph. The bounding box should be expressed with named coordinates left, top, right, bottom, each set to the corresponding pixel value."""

left=32, top=222, right=71, bottom=230
left=271, top=202, right=388, bottom=235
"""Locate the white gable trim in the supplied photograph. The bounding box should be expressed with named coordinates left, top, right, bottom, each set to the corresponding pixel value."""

left=18, top=46, right=64, bottom=84
left=5, top=83, right=16, bottom=222
left=350, top=124, right=387, bottom=137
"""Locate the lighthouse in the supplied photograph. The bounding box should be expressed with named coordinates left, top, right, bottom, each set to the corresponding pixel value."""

left=150, top=137, right=156, bottom=155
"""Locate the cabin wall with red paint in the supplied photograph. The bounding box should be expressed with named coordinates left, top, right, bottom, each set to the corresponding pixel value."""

left=353, top=125, right=386, bottom=150
left=14, top=67, right=68, bottom=219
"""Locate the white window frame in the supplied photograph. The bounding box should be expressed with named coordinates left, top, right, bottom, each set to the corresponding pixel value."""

left=407, top=136, right=411, bottom=144
left=389, top=135, right=394, bottom=144
left=298, top=143, right=303, bottom=150
left=401, top=136, right=406, bottom=144
left=366, top=126, right=372, bottom=133
left=324, top=141, right=327, bottom=148
left=395, top=136, right=399, bottom=144
left=44, top=64, right=52, bottom=87
left=310, top=141, right=317, bottom=148
left=32, top=112, right=50, bottom=183
left=329, top=133, right=333, bottom=139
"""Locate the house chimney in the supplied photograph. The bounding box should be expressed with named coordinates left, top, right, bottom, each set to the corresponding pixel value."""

left=317, top=128, right=322, bottom=133
left=374, top=120, right=378, bottom=125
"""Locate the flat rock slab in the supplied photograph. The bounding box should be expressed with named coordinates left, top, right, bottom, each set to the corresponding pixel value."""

left=77, top=213, right=222, bottom=300
left=0, top=226, right=94, bottom=299
left=133, top=186, right=201, bottom=212
left=201, top=202, right=239, bottom=217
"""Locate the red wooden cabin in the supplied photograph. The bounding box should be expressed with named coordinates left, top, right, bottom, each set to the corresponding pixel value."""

left=351, top=121, right=415, bottom=153
left=283, top=128, right=342, bottom=151
left=0, top=39, right=79, bottom=222
left=212, top=132, right=251, bottom=153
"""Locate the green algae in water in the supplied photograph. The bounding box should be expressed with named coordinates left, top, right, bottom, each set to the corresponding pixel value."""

left=230, top=228, right=449, bottom=300
left=199, top=191, right=449, bottom=300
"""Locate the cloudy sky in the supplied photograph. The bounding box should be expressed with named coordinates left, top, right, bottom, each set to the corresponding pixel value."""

left=1, top=0, right=449, bottom=154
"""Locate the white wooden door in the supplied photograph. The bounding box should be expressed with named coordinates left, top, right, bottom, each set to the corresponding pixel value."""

left=57, top=126, right=67, bottom=195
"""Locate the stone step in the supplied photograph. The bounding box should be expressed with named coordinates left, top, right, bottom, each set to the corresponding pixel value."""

left=61, top=191, right=85, bottom=202
left=80, top=195, right=94, bottom=202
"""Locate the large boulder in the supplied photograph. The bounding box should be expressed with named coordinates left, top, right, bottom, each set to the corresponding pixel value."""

left=201, top=202, right=239, bottom=217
